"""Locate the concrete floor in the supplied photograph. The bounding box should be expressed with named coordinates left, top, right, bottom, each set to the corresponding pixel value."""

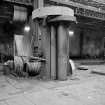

left=0, top=64, right=105, bottom=105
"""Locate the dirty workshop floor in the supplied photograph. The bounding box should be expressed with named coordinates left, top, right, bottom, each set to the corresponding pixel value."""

left=0, top=62, right=105, bottom=105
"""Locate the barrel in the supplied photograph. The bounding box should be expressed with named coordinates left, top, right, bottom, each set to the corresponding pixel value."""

left=25, top=61, right=41, bottom=76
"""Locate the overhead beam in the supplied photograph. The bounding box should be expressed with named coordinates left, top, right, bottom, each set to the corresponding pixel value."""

left=49, top=0, right=105, bottom=14
left=3, top=0, right=32, bottom=7
left=0, top=15, right=11, bottom=19
left=92, top=0, right=105, bottom=4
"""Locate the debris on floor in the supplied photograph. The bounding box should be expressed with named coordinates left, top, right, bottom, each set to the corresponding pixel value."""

left=91, top=69, right=105, bottom=76
left=77, top=66, right=88, bottom=70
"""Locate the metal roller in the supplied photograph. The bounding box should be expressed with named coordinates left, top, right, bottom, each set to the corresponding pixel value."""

left=14, top=56, right=24, bottom=77
left=14, top=6, right=27, bottom=22
left=25, top=61, right=41, bottom=76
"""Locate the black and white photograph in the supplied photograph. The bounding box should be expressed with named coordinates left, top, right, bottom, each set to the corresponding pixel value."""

left=0, top=0, right=105, bottom=105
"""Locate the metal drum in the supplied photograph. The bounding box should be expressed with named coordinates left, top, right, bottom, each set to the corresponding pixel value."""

left=25, top=61, right=41, bottom=76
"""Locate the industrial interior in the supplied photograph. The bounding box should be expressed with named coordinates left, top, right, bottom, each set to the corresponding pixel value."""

left=0, top=0, right=105, bottom=105
left=0, top=0, right=105, bottom=81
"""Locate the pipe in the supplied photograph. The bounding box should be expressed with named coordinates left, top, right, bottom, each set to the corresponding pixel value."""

left=57, top=23, right=68, bottom=80
left=51, top=25, right=56, bottom=79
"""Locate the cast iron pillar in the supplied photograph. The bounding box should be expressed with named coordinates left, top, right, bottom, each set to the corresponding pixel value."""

left=51, top=25, right=56, bottom=79
left=57, top=23, right=68, bottom=80
left=32, top=6, right=76, bottom=80
left=41, top=25, right=51, bottom=79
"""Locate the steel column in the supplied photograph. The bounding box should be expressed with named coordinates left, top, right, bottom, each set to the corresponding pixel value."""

left=57, top=23, right=68, bottom=80
left=51, top=25, right=56, bottom=79
left=41, top=26, right=51, bottom=79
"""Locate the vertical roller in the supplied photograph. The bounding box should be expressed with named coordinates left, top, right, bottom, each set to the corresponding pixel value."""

left=57, top=23, right=68, bottom=80
left=51, top=25, right=56, bottom=79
